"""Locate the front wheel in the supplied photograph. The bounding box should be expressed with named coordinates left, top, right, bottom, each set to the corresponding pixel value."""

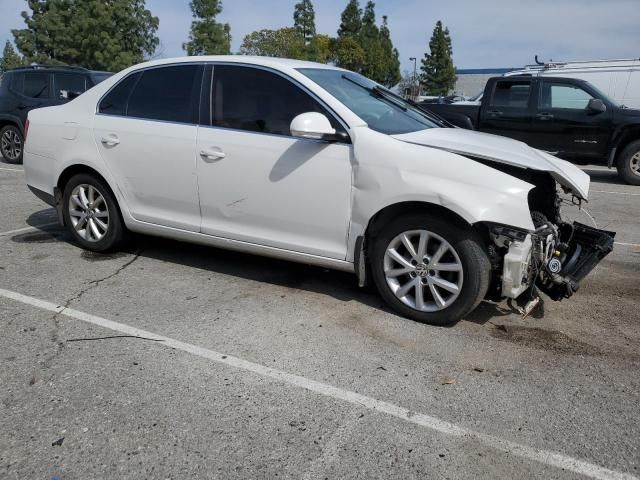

left=616, top=140, right=640, bottom=186
left=62, top=174, right=126, bottom=252
left=370, top=213, right=491, bottom=326
left=0, top=125, right=24, bottom=164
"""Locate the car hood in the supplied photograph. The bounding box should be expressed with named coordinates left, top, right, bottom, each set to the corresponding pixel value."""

left=393, top=128, right=590, bottom=200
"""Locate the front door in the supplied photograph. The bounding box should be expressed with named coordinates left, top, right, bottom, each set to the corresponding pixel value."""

left=531, top=80, right=611, bottom=160
left=93, top=64, right=203, bottom=231
left=196, top=64, right=353, bottom=260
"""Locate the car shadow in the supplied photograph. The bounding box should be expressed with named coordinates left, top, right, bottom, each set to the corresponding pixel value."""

left=17, top=208, right=541, bottom=327
left=582, top=168, right=627, bottom=186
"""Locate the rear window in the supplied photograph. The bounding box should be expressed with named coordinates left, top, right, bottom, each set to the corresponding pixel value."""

left=54, top=73, right=87, bottom=99
left=490, top=81, right=531, bottom=108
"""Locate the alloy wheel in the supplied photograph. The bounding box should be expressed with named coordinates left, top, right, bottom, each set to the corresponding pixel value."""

left=631, top=152, right=640, bottom=177
left=1, top=128, right=22, bottom=162
left=68, top=184, right=110, bottom=242
left=384, top=230, right=464, bottom=312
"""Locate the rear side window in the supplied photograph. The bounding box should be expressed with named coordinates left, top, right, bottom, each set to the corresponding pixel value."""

left=23, top=72, right=50, bottom=98
left=211, top=65, right=343, bottom=136
left=127, top=65, right=201, bottom=123
left=99, top=72, right=141, bottom=116
left=54, top=73, right=87, bottom=99
left=490, top=81, right=531, bottom=108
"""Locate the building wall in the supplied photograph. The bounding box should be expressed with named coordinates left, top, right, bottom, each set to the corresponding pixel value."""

left=454, top=68, right=515, bottom=97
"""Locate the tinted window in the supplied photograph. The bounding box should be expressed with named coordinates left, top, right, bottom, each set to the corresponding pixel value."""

left=127, top=65, right=201, bottom=123
left=541, top=83, right=593, bottom=109
left=54, top=73, right=87, bottom=99
left=212, top=65, right=343, bottom=136
left=23, top=72, right=50, bottom=98
left=491, top=81, right=531, bottom=108
left=99, top=72, right=141, bottom=116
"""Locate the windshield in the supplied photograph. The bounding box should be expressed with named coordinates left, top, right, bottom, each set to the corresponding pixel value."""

left=298, top=68, right=442, bottom=135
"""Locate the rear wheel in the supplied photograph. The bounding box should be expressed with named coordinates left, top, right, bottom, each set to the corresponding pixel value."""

left=370, top=213, right=491, bottom=326
left=616, top=140, right=640, bottom=186
left=0, top=125, right=24, bottom=164
left=62, top=174, right=126, bottom=252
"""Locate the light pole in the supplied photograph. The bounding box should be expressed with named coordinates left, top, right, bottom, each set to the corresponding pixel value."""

left=409, top=57, right=418, bottom=100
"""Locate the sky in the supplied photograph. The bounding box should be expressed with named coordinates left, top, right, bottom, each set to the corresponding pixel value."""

left=1, top=0, right=639, bottom=74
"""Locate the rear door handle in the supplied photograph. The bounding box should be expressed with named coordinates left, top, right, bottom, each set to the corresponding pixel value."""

left=536, top=112, right=554, bottom=121
left=100, top=135, right=120, bottom=147
left=200, top=148, right=226, bottom=161
left=488, top=110, right=503, bottom=117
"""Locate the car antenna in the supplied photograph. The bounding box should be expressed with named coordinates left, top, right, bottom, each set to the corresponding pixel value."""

left=534, top=55, right=545, bottom=66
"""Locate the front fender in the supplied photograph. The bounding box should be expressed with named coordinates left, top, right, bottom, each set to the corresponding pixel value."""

left=348, top=127, right=535, bottom=260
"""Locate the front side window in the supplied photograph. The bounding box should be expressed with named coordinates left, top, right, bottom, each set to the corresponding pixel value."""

left=211, top=65, right=344, bottom=137
left=299, top=68, right=441, bottom=135
left=490, top=81, right=531, bottom=108
left=541, top=83, right=594, bottom=109
left=23, top=72, right=50, bottom=99
left=54, top=73, right=87, bottom=99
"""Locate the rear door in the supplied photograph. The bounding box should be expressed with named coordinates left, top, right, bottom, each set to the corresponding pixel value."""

left=531, top=80, right=611, bottom=160
left=93, top=64, right=203, bottom=231
left=479, top=79, right=534, bottom=144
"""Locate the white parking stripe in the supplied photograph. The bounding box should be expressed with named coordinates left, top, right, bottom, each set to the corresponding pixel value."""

left=615, top=242, right=640, bottom=248
left=0, top=222, right=59, bottom=237
left=0, top=287, right=635, bottom=480
left=0, top=167, right=24, bottom=172
left=592, top=190, right=640, bottom=196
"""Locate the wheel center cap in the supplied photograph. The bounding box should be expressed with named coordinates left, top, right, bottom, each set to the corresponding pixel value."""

left=415, top=263, right=428, bottom=277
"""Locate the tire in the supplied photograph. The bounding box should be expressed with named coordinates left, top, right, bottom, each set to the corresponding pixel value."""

left=62, top=173, right=127, bottom=253
left=370, top=213, right=491, bottom=326
left=616, top=140, right=640, bottom=186
left=0, top=125, right=24, bottom=164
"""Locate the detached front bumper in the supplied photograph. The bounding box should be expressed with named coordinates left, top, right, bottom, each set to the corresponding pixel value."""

left=499, top=222, right=615, bottom=302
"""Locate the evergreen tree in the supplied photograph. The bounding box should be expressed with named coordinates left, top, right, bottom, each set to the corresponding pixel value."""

left=358, top=2, right=384, bottom=83
left=420, top=21, right=457, bottom=95
left=293, top=0, right=316, bottom=44
left=337, top=0, right=362, bottom=38
left=183, top=0, right=231, bottom=56
left=0, top=41, right=23, bottom=73
left=331, top=36, right=365, bottom=71
left=12, top=0, right=159, bottom=71
left=378, top=15, right=401, bottom=87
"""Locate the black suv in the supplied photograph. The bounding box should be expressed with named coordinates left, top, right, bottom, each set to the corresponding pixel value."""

left=0, top=65, right=112, bottom=164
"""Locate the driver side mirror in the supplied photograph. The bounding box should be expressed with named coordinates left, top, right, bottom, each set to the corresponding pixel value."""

left=587, top=98, right=607, bottom=114
left=290, top=112, right=337, bottom=141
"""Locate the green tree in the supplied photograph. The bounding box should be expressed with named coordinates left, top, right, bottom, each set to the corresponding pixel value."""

left=12, top=0, right=159, bottom=72
left=378, top=16, right=401, bottom=87
left=293, top=0, right=316, bottom=44
left=239, top=28, right=305, bottom=59
left=358, top=1, right=383, bottom=81
left=308, top=34, right=332, bottom=63
left=337, top=0, right=361, bottom=38
left=184, top=0, right=231, bottom=55
left=331, top=36, right=365, bottom=71
left=420, top=20, right=457, bottom=95
left=0, top=41, right=23, bottom=73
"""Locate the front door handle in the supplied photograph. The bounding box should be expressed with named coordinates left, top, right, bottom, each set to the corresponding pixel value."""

left=100, top=135, right=120, bottom=147
left=488, top=110, right=503, bottom=117
left=200, top=148, right=226, bottom=161
left=536, top=112, right=554, bottom=121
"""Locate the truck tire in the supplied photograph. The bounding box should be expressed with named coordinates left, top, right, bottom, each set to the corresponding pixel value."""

left=616, top=140, right=640, bottom=186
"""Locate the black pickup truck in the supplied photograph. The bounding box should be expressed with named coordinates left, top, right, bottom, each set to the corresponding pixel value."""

left=419, top=76, right=640, bottom=185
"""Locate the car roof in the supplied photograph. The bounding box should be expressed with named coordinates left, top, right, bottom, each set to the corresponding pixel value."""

left=125, top=55, right=341, bottom=72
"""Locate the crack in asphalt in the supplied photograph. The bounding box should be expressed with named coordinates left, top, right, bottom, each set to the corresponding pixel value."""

left=41, top=250, right=143, bottom=373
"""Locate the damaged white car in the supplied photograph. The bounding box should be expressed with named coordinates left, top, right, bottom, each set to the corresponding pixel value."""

left=23, top=57, right=615, bottom=325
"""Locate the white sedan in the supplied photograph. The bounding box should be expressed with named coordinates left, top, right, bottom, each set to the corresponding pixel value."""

left=23, top=56, right=615, bottom=325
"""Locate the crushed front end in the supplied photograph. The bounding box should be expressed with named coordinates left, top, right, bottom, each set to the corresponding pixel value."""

left=484, top=169, right=615, bottom=309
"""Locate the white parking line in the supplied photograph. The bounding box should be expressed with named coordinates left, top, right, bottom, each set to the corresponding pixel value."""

left=0, top=167, right=24, bottom=173
left=592, top=190, right=640, bottom=196
left=615, top=242, right=640, bottom=248
left=0, top=287, right=635, bottom=480
left=0, top=222, right=59, bottom=237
